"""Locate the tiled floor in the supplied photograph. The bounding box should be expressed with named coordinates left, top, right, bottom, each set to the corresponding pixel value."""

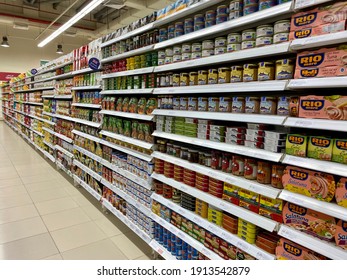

left=0, top=122, right=153, bottom=260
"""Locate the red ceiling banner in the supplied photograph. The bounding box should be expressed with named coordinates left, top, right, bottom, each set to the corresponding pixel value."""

left=0, top=72, right=20, bottom=81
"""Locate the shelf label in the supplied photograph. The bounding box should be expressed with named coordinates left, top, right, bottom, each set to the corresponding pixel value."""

left=279, top=227, right=297, bottom=240
left=237, top=241, right=249, bottom=252
left=256, top=251, right=267, bottom=260
left=31, top=69, right=38, bottom=75
left=192, top=216, right=203, bottom=224
left=88, top=58, right=100, bottom=70
left=295, top=0, right=314, bottom=9
left=294, top=120, right=313, bottom=127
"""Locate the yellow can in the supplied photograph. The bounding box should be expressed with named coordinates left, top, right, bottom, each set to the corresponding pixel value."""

left=189, top=72, right=198, bottom=86
left=208, top=69, right=218, bottom=85
left=230, top=65, right=243, bottom=83
left=243, top=63, right=258, bottom=82
left=218, top=67, right=231, bottom=84
left=198, top=70, right=208, bottom=85
left=172, top=74, right=180, bottom=87
left=180, top=73, right=189, bottom=86
left=258, top=61, right=275, bottom=81
left=276, top=59, right=294, bottom=80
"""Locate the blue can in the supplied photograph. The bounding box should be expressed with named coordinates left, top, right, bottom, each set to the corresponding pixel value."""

left=205, top=10, right=216, bottom=20
left=192, top=248, right=199, bottom=260
left=174, top=30, right=184, bottom=37
left=184, top=18, right=194, bottom=27
left=244, top=0, right=258, bottom=4
left=206, top=19, right=216, bottom=27
left=259, top=0, right=276, bottom=10
left=217, top=5, right=228, bottom=15
left=184, top=26, right=194, bottom=34
left=244, top=4, right=258, bottom=15
left=278, top=0, right=291, bottom=3
left=194, top=23, right=205, bottom=31
left=159, top=28, right=167, bottom=35
left=175, top=21, right=184, bottom=30
left=176, top=244, right=182, bottom=260
left=216, top=14, right=228, bottom=24
left=159, top=35, right=167, bottom=42
left=168, top=25, right=175, bottom=33
left=194, top=14, right=205, bottom=24
left=176, top=237, right=182, bottom=246
left=168, top=32, right=175, bottom=39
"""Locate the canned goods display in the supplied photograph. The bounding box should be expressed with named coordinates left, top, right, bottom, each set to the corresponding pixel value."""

left=202, top=49, right=214, bottom=57
left=228, top=33, right=242, bottom=44
left=192, top=43, right=202, bottom=52
left=182, top=44, right=191, bottom=53
left=256, top=36, right=273, bottom=47
left=173, top=46, right=182, bottom=55
left=242, top=29, right=256, bottom=41
left=227, top=43, right=241, bottom=52
left=173, top=55, right=182, bottom=63
left=258, top=62, right=275, bottom=81
left=274, top=20, right=290, bottom=34
left=256, top=25, right=274, bottom=37
left=202, top=40, right=214, bottom=50
left=205, top=10, right=216, bottom=20
left=182, top=52, right=192, bottom=61
left=244, top=4, right=258, bottom=15
left=214, top=47, right=227, bottom=55
left=275, top=59, right=294, bottom=80
left=215, top=37, right=227, bottom=47
left=259, top=0, right=276, bottom=11
left=241, top=40, right=256, bottom=50
left=273, top=32, right=289, bottom=44
left=216, top=14, right=228, bottom=24
left=191, top=52, right=202, bottom=59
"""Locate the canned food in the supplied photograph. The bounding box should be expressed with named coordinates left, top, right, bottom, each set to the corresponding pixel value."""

left=182, top=52, right=192, bottom=61
left=202, top=40, right=214, bottom=50
left=259, top=0, right=276, bottom=11
left=230, top=66, right=243, bottom=83
left=173, top=46, right=182, bottom=55
left=273, top=33, right=289, bottom=44
left=175, top=21, right=184, bottom=30
left=189, top=72, right=198, bottom=86
left=206, top=19, right=216, bottom=27
left=202, top=49, right=214, bottom=57
left=274, top=20, right=290, bottom=34
left=257, top=161, right=272, bottom=184
left=277, top=96, right=290, bottom=116
left=158, top=58, right=165, bottom=65
left=244, top=158, right=258, bottom=180
left=242, top=29, right=256, bottom=41
left=180, top=97, right=188, bottom=110
left=271, top=164, right=284, bottom=189
left=232, top=155, right=245, bottom=176
left=208, top=69, right=218, bottom=85
left=192, top=43, right=202, bottom=52
left=158, top=51, right=166, bottom=59
left=227, top=43, right=241, bottom=52
left=229, top=10, right=243, bottom=20
left=182, top=44, right=191, bottom=53
left=219, top=97, right=232, bottom=112
left=256, top=25, right=274, bottom=37
left=194, top=14, right=205, bottom=24
left=260, top=96, right=277, bottom=114
left=241, top=40, right=256, bottom=49
left=165, top=48, right=173, bottom=57
left=184, top=18, right=194, bottom=27
left=198, top=70, right=208, bottom=85
left=258, top=62, right=275, bottom=81
left=206, top=10, right=216, bottom=20
left=173, top=54, right=182, bottom=63
left=194, top=23, right=205, bottom=31
left=232, top=96, right=245, bottom=112
left=217, top=5, right=228, bottom=15
left=244, top=4, right=258, bottom=15
left=230, top=0, right=243, bottom=11
left=173, top=97, right=180, bottom=110
left=215, top=37, right=227, bottom=47
left=218, top=67, right=231, bottom=84
left=244, top=0, right=258, bottom=4
left=164, top=56, right=173, bottom=64
left=159, top=28, right=167, bottom=35
left=168, top=25, right=175, bottom=32
left=191, top=52, right=202, bottom=59
left=185, top=26, right=194, bottom=34
left=256, top=36, right=273, bottom=47
left=168, top=32, right=174, bottom=39
left=180, top=73, right=189, bottom=87
left=275, top=59, right=294, bottom=80
left=228, top=33, right=242, bottom=43
left=245, top=96, right=260, bottom=113
left=215, top=47, right=227, bottom=55
left=175, top=30, right=184, bottom=37
left=216, top=14, right=228, bottom=24
left=188, top=97, right=198, bottom=110
left=243, top=64, right=258, bottom=82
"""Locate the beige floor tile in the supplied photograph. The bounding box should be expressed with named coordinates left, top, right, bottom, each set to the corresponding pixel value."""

left=135, top=254, right=152, bottom=260
left=0, top=233, right=59, bottom=260
left=0, top=204, right=39, bottom=225
left=111, top=234, right=149, bottom=260
left=0, top=178, right=23, bottom=188
left=0, top=217, right=47, bottom=244
left=50, top=221, right=107, bottom=252
left=42, top=208, right=91, bottom=231
left=42, top=254, right=63, bottom=260
left=94, top=218, right=123, bottom=237
left=62, top=239, right=127, bottom=260
left=0, top=185, right=27, bottom=197
left=0, top=171, right=20, bottom=180
left=35, top=197, right=79, bottom=216
left=0, top=193, right=32, bottom=210
left=81, top=204, right=105, bottom=220
left=63, top=185, right=82, bottom=196
left=0, top=166, right=17, bottom=174
left=24, top=180, right=65, bottom=193
left=29, top=188, right=70, bottom=203
left=20, top=173, right=57, bottom=185
left=71, top=194, right=95, bottom=207
left=17, top=168, right=56, bottom=178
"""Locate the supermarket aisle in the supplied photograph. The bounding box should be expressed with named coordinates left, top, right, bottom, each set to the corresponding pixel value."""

left=0, top=122, right=153, bottom=260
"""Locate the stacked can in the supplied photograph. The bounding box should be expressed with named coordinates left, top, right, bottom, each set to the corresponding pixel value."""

left=256, top=25, right=274, bottom=47
left=159, top=28, right=167, bottom=42
left=215, top=37, right=227, bottom=55
left=192, top=42, right=202, bottom=59
left=154, top=181, right=163, bottom=194
left=238, top=218, right=258, bottom=244
left=168, top=24, right=175, bottom=39
left=154, top=158, right=164, bottom=174
left=227, top=32, right=241, bottom=52
left=174, top=21, right=184, bottom=38
left=174, top=165, right=184, bottom=182
left=164, top=116, right=175, bottom=133
left=209, top=178, right=224, bottom=198
left=180, top=192, right=196, bottom=211
left=222, top=212, right=238, bottom=234
left=259, top=0, right=276, bottom=11
left=163, top=183, right=173, bottom=199
left=165, top=47, right=173, bottom=65
left=183, top=168, right=196, bottom=187
left=163, top=161, right=174, bottom=178
left=195, top=173, right=209, bottom=192
left=197, top=119, right=210, bottom=140
left=226, top=127, right=246, bottom=145
left=181, top=43, right=192, bottom=61
left=202, top=40, right=214, bottom=58
left=229, top=0, right=243, bottom=20
left=208, top=206, right=223, bottom=226
left=241, top=29, right=256, bottom=50
left=172, top=188, right=181, bottom=204
left=273, top=20, right=290, bottom=44
left=244, top=0, right=258, bottom=16
left=195, top=198, right=208, bottom=218
left=173, top=45, right=182, bottom=63
left=205, top=10, right=216, bottom=27
left=216, top=5, right=229, bottom=24
left=184, top=18, right=194, bottom=34
left=194, top=14, right=205, bottom=31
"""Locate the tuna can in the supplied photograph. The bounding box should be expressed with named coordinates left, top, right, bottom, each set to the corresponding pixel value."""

left=227, top=43, right=241, bottom=52
left=259, top=0, right=276, bottom=11
left=273, top=32, right=289, bottom=44
left=168, top=32, right=175, bottom=39
left=242, top=29, right=256, bottom=41
left=215, top=47, right=227, bottom=55
left=198, top=70, right=208, bottom=85
left=168, top=25, right=175, bottom=33
left=216, top=14, right=228, bottom=24
left=206, top=19, right=216, bottom=27
left=274, top=20, right=290, bottom=34
left=172, top=74, right=180, bottom=87
left=244, top=4, right=258, bottom=15
left=185, top=26, right=194, bottom=34
left=202, top=40, right=214, bottom=50
left=158, top=58, right=165, bottom=65
left=229, top=10, right=243, bottom=20
left=158, top=50, right=166, bottom=59
left=194, top=14, right=205, bottom=24
left=202, top=49, right=214, bottom=57
left=175, top=30, right=184, bottom=37
left=159, top=28, right=167, bottom=36
left=164, top=56, right=173, bottom=64
left=244, top=0, right=258, bottom=4
left=243, top=63, right=258, bottom=82
left=184, top=18, right=194, bottom=27
left=228, top=33, right=242, bottom=44
left=191, top=52, right=202, bottom=59
left=258, top=61, right=275, bottom=81
left=175, top=21, right=184, bottom=30
left=256, top=25, right=274, bottom=37
left=189, top=72, right=198, bottom=86
left=180, top=73, right=189, bottom=86
left=218, top=67, right=231, bottom=84
left=208, top=69, right=218, bottom=84
left=182, top=52, right=192, bottom=61
left=232, top=155, right=245, bottom=176
left=165, top=48, right=173, bottom=57
left=192, top=43, right=202, bottom=52
left=182, top=44, right=191, bottom=53
left=275, top=59, right=294, bottom=80
left=217, top=5, right=228, bottom=15
left=173, top=46, right=182, bottom=55
left=173, top=54, right=182, bottom=63
left=256, top=36, right=273, bottom=47
left=257, top=161, right=272, bottom=184
left=244, top=158, right=258, bottom=180
left=205, top=10, right=216, bottom=20
left=230, top=0, right=243, bottom=11
left=215, top=37, right=227, bottom=47
left=194, top=23, right=205, bottom=31
left=230, top=65, right=243, bottom=82
left=241, top=40, right=256, bottom=49
left=159, top=35, right=167, bottom=42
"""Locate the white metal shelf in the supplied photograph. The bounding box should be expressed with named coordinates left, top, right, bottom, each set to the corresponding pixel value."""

left=42, top=127, right=55, bottom=135
left=100, top=110, right=154, bottom=121
left=284, top=117, right=347, bottom=132
left=55, top=145, right=74, bottom=158
left=101, top=67, right=154, bottom=79
left=56, top=161, right=73, bottom=178
left=54, top=72, right=74, bottom=80
left=53, top=114, right=74, bottom=122
left=73, top=175, right=102, bottom=201
left=54, top=132, right=73, bottom=143
left=152, top=172, right=278, bottom=232
left=71, top=117, right=101, bottom=128
left=152, top=193, right=275, bottom=260
left=101, top=45, right=155, bottom=63
left=42, top=95, right=55, bottom=99
left=278, top=225, right=347, bottom=260
left=149, top=240, right=177, bottom=260
left=290, top=31, right=347, bottom=51
left=26, top=101, right=43, bottom=106
left=155, top=42, right=291, bottom=72
left=71, top=85, right=102, bottom=91
left=43, top=140, right=55, bottom=150
left=73, top=160, right=102, bottom=182
left=150, top=212, right=223, bottom=260
left=288, top=77, right=347, bottom=89
left=153, top=80, right=288, bottom=94
left=154, top=2, right=293, bottom=50
left=54, top=95, right=73, bottom=99
left=14, top=86, right=54, bottom=93
left=100, top=130, right=154, bottom=150
left=153, top=131, right=283, bottom=163
left=71, top=103, right=102, bottom=109
left=43, top=112, right=55, bottom=117
left=294, top=0, right=332, bottom=9
left=152, top=152, right=281, bottom=199
left=282, top=155, right=347, bottom=177
left=32, top=129, right=43, bottom=137
left=71, top=129, right=102, bottom=144
left=101, top=89, right=154, bottom=95
left=35, top=60, right=73, bottom=77
left=153, top=110, right=286, bottom=126
left=71, top=68, right=95, bottom=76
left=43, top=151, right=55, bottom=163
left=279, top=190, right=347, bottom=221
left=13, top=109, right=27, bottom=115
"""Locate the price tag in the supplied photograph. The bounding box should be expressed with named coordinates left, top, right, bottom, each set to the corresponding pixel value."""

left=180, top=185, right=187, bottom=192
left=157, top=248, right=163, bottom=255
left=295, top=0, right=314, bottom=9
left=248, top=184, right=257, bottom=192
left=178, top=208, right=185, bottom=215
left=167, top=202, right=174, bottom=209
left=280, top=227, right=297, bottom=240
left=237, top=241, right=249, bottom=251
left=168, top=89, right=175, bottom=93
left=224, top=176, right=234, bottom=184
left=221, top=231, right=230, bottom=240
left=193, top=216, right=202, bottom=224
left=201, top=248, right=211, bottom=257
left=289, top=79, right=307, bottom=87
left=256, top=251, right=266, bottom=260
left=177, top=231, right=185, bottom=240
left=294, top=120, right=313, bottom=127
left=219, top=201, right=229, bottom=209
left=207, top=224, right=215, bottom=232
left=291, top=197, right=304, bottom=206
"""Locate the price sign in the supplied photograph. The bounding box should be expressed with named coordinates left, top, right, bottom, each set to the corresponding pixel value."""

left=256, top=251, right=266, bottom=260
left=237, top=241, right=249, bottom=251
left=31, top=69, right=38, bottom=75
left=88, top=57, right=100, bottom=70
left=295, top=0, right=314, bottom=9
left=294, top=120, right=313, bottom=127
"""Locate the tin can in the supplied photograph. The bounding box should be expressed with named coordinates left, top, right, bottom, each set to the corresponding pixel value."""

left=179, top=97, right=188, bottom=110
left=206, top=19, right=216, bottom=27
left=165, top=48, right=173, bottom=57
left=217, top=5, right=228, bottom=15
left=184, top=18, right=194, bottom=27
left=202, top=49, right=214, bottom=57
left=245, top=96, right=260, bottom=113
left=227, top=43, right=241, bottom=52
left=191, top=52, right=202, bottom=59
left=168, top=25, right=175, bottom=33
left=257, top=161, right=271, bottom=184
left=185, top=26, right=194, bottom=34
left=256, top=36, right=273, bottom=47
left=271, top=164, right=284, bottom=189
left=175, top=30, right=184, bottom=37
left=216, top=14, right=228, bottom=24
left=229, top=10, right=243, bottom=20
left=194, top=14, right=205, bottom=24
left=273, top=33, right=289, bottom=44
left=198, top=70, right=208, bottom=85
left=244, top=158, right=258, bottom=180
left=228, top=33, right=242, bottom=43
left=208, top=69, right=218, bottom=85
left=202, top=40, right=214, bottom=50
left=175, top=21, right=184, bottom=30
left=194, top=23, right=205, bottom=31
left=164, top=56, right=173, bottom=64
left=198, top=97, right=208, bottom=111
left=180, top=73, right=189, bottom=87
left=189, top=72, right=198, bottom=86
left=206, top=10, right=216, bottom=20
left=256, top=25, right=274, bottom=37
left=242, top=29, right=256, bottom=41
left=230, top=65, right=243, bottom=83
left=159, top=35, right=167, bottom=42
left=182, top=52, right=192, bottom=61
left=173, top=54, right=182, bottom=63
left=274, top=20, right=290, bottom=34
left=258, top=62, right=275, bottom=81
left=244, top=4, right=258, bottom=15
left=277, top=96, right=290, bottom=116
left=230, top=0, right=243, bottom=11
left=192, top=43, right=202, bottom=52
left=188, top=97, right=198, bottom=110
left=215, top=47, right=227, bottom=55
left=159, top=28, right=167, bottom=35
left=275, top=59, right=294, bottom=80
left=182, top=44, right=191, bottom=53
left=215, top=37, right=227, bottom=47
left=218, top=67, right=231, bottom=84
left=241, top=40, right=256, bottom=49
left=232, top=155, right=245, bottom=176
left=158, top=51, right=166, bottom=59
left=168, top=32, right=175, bottom=39
left=173, top=46, right=182, bottom=55
left=243, top=64, right=258, bottom=82
left=158, top=58, right=165, bottom=65
left=232, top=96, right=245, bottom=112
left=259, top=0, right=276, bottom=11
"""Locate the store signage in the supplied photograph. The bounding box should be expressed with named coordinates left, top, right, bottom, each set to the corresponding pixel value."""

left=0, top=72, right=20, bottom=81
left=31, top=69, right=38, bottom=75
left=88, top=57, right=100, bottom=70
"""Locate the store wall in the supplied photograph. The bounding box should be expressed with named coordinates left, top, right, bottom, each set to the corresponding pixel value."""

left=0, top=28, right=89, bottom=73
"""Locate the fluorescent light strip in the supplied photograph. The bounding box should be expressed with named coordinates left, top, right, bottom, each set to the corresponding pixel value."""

left=38, top=0, right=104, bottom=47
